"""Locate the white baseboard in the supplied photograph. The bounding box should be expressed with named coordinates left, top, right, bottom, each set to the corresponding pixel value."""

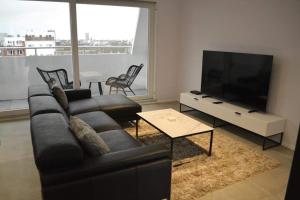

left=0, top=109, right=29, bottom=122
left=139, top=99, right=177, bottom=105
left=282, top=142, right=295, bottom=151
left=155, top=99, right=177, bottom=104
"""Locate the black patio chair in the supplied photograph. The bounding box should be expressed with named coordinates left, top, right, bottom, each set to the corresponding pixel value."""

left=105, top=64, right=143, bottom=96
left=37, top=67, right=73, bottom=89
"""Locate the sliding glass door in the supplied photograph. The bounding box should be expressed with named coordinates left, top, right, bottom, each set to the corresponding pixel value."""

left=0, top=0, right=72, bottom=112
left=76, top=4, right=149, bottom=97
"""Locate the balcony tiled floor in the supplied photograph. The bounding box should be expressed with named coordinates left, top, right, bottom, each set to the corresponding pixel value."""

left=0, top=99, right=29, bottom=112
left=0, top=88, right=147, bottom=112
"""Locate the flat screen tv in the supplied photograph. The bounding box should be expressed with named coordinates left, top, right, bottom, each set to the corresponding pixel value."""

left=201, top=50, right=273, bottom=112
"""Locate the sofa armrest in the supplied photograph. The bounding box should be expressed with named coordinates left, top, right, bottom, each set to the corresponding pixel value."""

left=64, top=89, right=91, bottom=102
left=41, top=144, right=171, bottom=186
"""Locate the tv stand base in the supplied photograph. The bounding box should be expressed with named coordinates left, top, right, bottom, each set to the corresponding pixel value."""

left=248, top=109, right=258, bottom=113
left=262, top=132, right=283, bottom=150
left=179, top=102, right=284, bottom=150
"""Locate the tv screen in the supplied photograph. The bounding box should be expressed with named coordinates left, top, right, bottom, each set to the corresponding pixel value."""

left=201, top=50, right=273, bottom=112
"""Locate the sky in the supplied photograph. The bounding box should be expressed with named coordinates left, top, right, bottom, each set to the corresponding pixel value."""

left=0, top=0, right=140, bottom=40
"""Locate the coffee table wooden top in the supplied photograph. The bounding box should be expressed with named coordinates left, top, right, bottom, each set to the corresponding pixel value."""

left=137, top=108, right=213, bottom=138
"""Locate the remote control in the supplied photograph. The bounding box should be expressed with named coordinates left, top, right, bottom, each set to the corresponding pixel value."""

left=190, top=90, right=202, bottom=95
left=213, top=101, right=223, bottom=104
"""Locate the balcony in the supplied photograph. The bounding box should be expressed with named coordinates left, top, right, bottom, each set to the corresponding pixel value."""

left=0, top=45, right=148, bottom=112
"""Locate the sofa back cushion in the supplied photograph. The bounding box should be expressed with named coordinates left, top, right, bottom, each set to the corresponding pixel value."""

left=31, top=113, right=84, bottom=171
left=28, top=84, right=52, bottom=98
left=29, top=95, right=68, bottom=119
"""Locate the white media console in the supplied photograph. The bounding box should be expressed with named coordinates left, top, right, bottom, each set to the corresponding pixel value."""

left=180, top=92, right=286, bottom=150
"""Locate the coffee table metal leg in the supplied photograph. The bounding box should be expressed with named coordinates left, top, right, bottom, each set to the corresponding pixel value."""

left=136, top=119, right=139, bottom=139
left=170, top=139, right=174, bottom=160
left=98, top=82, right=103, bottom=95
left=208, top=130, right=213, bottom=156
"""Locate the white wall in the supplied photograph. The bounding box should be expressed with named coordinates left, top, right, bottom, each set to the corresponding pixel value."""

left=154, top=0, right=181, bottom=101
left=177, top=0, right=300, bottom=149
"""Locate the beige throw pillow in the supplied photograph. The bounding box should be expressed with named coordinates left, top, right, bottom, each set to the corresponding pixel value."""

left=52, top=85, right=69, bottom=111
left=69, top=116, right=110, bottom=156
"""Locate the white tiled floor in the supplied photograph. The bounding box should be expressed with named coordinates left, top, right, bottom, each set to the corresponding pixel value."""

left=0, top=101, right=293, bottom=200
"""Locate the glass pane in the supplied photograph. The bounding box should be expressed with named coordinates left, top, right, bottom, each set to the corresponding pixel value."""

left=0, top=0, right=72, bottom=112
left=76, top=4, right=149, bottom=97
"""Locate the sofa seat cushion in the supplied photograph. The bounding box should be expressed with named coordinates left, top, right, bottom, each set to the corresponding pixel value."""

left=97, top=130, right=141, bottom=152
left=94, top=95, right=141, bottom=121
left=68, top=98, right=99, bottom=115
left=75, top=111, right=121, bottom=133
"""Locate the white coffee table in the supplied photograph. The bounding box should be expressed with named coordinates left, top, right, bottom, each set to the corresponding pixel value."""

left=136, top=108, right=214, bottom=159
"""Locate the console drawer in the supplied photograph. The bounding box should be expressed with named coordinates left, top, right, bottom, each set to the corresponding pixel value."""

left=180, top=93, right=220, bottom=116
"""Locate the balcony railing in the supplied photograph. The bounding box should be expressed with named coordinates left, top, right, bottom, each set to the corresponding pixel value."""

left=0, top=45, right=133, bottom=56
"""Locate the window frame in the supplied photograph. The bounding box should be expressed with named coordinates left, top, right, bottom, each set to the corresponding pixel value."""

left=0, top=0, right=156, bottom=118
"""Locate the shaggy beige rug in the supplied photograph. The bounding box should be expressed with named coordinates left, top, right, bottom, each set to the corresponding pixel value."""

left=125, top=120, right=280, bottom=200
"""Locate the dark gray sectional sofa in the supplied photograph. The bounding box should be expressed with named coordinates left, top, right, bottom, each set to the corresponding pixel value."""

left=28, top=84, right=172, bottom=200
